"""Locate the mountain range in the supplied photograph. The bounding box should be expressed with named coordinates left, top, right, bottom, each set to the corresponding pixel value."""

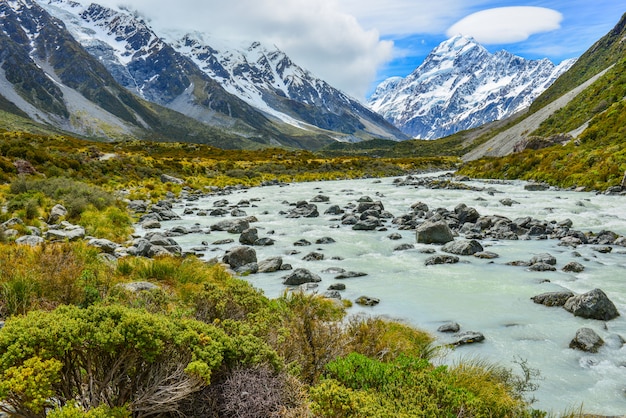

left=0, top=0, right=406, bottom=149
left=368, top=35, right=576, bottom=139
left=0, top=0, right=607, bottom=154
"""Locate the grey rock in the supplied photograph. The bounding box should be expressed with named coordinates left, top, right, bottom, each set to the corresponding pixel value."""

left=569, top=328, right=604, bottom=353
left=438, top=322, right=461, bottom=333
left=474, top=251, right=499, bottom=259
left=45, top=229, right=68, bottom=241
left=48, top=204, right=68, bottom=224
left=121, top=281, right=160, bottom=292
left=294, top=239, right=312, bottom=246
left=235, top=262, right=258, bottom=275
left=64, top=226, right=86, bottom=241
left=254, top=237, right=275, bottom=246
left=453, top=331, right=485, bottom=346
left=531, top=291, right=575, bottom=307
left=223, top=246, right=258, bottom=269
left=316, top=237, right=336, bottom=244
left=530, top=253, right=557, bottom=265
left=563, top=289, right=620, bottom=321
left=387, top=233, right=402, bottom=240
left=160, top=174, right=185, bottom=184
left=231, top=208, right=248, bottom=217
left=352, top=217, right=380, bottom=231
left=524, top=182, right=549, bottom=191
left=142, top=220, right=161, bottom=229
left=211, top=219, right=250, bottom=234
left=88, top=238, right=120, bottom=254
left=528, top=262, right=556, bottom=272
left=257, top=257, right=283, bottom=273
left=212, top=238, right=234, bottom=245
left=416, top=220, right=454, bottom=244
left=303, top=252, right=325, bottom=261
left=442, top=239, right=483, bottom=256
left=239, top=228, right=259, bottom=245
left=1, top=217, right=23, bottom=229
left=335, top=271, right=367, bottom=279
left=127, top=200, right=148, bottom=212
left=394, top=243, right=414, bottom=251
left=355, top=295, right=380, bottom=306
left=15, top=235, right=44, bottom=246
left=323, top=290, right=342, bottom=299
left=324, top=205, right=344, bottom=215
left=282, top=268, right=322, bottom=286
left=310, top=195, right=330, bottom=203
left=424, top=255, right=460, bottom=266
left=328, top=283, right=346, bottom=290
left=287, top=202, right=319, bottom=218
left=562, top=262, right=585, bottom=273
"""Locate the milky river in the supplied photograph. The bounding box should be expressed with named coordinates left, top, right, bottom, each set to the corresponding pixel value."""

left=140, top=174, right=626, bottom=416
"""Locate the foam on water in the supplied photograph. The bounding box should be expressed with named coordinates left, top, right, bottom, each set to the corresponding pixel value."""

left=142, top=175, right=626, bottom=415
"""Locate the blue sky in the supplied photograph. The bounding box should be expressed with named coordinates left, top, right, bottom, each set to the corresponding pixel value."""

left=357, top=1, right=625, bottom=95
left=97, top=0, right=624, bottom=101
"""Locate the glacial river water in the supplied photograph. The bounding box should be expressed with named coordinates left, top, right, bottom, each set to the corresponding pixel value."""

left=140, top=174, right=626, bottom=415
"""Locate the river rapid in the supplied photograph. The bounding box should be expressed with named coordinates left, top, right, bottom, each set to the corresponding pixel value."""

left=139, top=174, right=626, bottom=416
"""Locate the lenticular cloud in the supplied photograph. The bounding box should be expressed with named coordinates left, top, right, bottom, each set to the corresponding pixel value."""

left=446, top=6, right=562, bottom=44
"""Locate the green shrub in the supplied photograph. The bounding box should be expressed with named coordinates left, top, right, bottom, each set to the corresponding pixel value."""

left=0, top=304, right=278, bottom=417
left=311, top=353, right=536, bottom=418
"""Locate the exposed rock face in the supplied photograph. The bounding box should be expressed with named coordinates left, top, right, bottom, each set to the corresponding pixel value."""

left=569, top=328, right=604, bottom=353
left=416, top=221, right=454, bottom=244
left=563, top=289, right=620, bottom=321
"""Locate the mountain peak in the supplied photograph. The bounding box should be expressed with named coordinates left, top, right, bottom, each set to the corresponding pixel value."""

left=368, top=36, right=575, bottom=139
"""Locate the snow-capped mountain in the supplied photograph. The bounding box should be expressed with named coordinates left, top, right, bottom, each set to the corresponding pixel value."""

left=37, top=0, right=406, bottom=143
left=171, top=33, right=406, bottom=140
left=368, top=35, right=576, bottom=139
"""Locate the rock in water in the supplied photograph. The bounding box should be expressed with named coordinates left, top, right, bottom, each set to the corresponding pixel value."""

left=416, top=220, right=454, bottom=244
left=563, top=289, right=620, bottom=320
left=282, top=268, right=322, bottom=286
left=569, top=328, right=604, bottom=353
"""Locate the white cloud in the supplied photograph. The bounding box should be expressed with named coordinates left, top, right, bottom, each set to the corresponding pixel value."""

left=446, top=7, right=562, bottom=44
left=94, top=0, right=394, bottom=100
left=337, top=0, right=474, bottom=36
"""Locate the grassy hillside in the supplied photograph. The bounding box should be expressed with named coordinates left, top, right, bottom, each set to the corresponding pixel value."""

left=457, top=13, right=626, bottom=190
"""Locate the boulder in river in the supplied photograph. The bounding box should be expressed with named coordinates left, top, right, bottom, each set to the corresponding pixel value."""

left=531, top=291, right=575, bottom=307
left=424, top=255, right=459, bottom=266
left=442, top=239, right=483, bottom=256
left=239, top=228, right=259, bottom=245
left=416, top=220, right=454, bottom=244
left=562, top=261, right=585, bottom=273
left=355, top=296, right=380, bottom=306
left=453, top=331, right=485, bottom=346
left=282, top=268, right=322, bottom=286
left=437, top=322, right=461, bottom=333
left=563, top=288, right=620, bottom=321
left=569, top=328, right=604, bottom=353
left=257, top=257, right=283, bottom=273
left=223, top=246, right=257, bottom=269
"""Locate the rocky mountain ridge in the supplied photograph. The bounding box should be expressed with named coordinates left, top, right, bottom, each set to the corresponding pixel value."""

left=36, top=0, right=406, bottom=143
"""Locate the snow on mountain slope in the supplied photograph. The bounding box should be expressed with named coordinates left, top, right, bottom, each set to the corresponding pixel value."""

left=368, top=35, right=576, bottom=139
left=170, top=32, right=406, bottom=140
left=38, top=0, right=406, bottom=141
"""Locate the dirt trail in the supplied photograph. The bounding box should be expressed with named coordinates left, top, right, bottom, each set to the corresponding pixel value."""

left=462, top=67, right=611, bottom=162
